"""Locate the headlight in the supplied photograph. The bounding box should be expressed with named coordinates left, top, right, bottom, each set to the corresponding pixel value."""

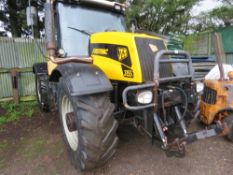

left=137, top=90, right=153, bottom=104
left=196, top=82, right=204, bottom=93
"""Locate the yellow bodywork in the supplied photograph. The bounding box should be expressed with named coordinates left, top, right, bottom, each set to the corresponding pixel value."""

left=48, top=60, right=58, bottom=75
left=200, top=79, right=233, bottom=124
left=48, top=32, right=164, bottom=83
left=91, top=32, right=163, bottom=83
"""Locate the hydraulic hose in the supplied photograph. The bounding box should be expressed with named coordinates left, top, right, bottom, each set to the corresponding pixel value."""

left=168, top=86, right=188, bottom=120
left=162, top=90, right=167, bottom=124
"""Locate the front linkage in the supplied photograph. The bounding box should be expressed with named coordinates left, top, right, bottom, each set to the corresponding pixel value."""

left=122, top=50, right=225, bottom=157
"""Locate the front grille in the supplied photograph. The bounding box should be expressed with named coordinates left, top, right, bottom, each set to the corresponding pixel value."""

left=202, top=86, right=217, bottom=104
left=135, top=37, right=173, bottom=82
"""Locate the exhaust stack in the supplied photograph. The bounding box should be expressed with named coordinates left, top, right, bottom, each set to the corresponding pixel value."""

left=45, top=1, right=56, bottom=56
left=212, top=32, right=225, bottom=81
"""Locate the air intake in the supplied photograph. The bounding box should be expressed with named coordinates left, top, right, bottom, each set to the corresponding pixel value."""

left=135, top=37, right=173, bottom=82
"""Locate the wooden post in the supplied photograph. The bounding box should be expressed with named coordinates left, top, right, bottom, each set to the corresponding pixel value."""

left=10, top=68, right=19, bottom=104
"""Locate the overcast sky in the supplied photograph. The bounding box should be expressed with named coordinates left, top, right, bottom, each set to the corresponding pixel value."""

left=191, top=0, right=222, bottom=16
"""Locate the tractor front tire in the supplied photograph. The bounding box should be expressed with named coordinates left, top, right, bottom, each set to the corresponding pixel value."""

left=35, top=75, right=50, bottom=112
left=58, top=79, right=119, bottom=170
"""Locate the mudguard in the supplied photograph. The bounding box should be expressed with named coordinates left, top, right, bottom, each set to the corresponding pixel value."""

left=49, top=63, right=113, bottom=96
left=32, top=62, right=48, bottom=75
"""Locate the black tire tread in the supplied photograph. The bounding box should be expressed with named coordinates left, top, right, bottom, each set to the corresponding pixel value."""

left=76, top=94, right=118, bottom=170
left=224, top=115, right=233, bottom=142
left=58, top=78, right=118, bottom=171
left=35, top=75, right=50, bottom=112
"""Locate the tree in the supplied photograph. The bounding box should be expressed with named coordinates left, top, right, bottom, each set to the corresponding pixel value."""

left=191, top=1, right=233, bottom=32
left=0, top=0, right=9, bottom=36
left=126, top=0, right=201, bottom=35
left=209, top=6, right=233, bottom=26
left=0, top=0, right=44, bottom=38
left=217, top=0, right=233, bottom=6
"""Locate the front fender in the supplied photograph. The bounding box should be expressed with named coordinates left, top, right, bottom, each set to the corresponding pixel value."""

left=50, top=63, right=113, bottom=96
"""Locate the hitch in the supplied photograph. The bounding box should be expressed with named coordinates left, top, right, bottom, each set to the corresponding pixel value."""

left=153, top=105, right=225, bottom=158
left=165, top=138, right=186, bottom=158
left=162, top=122, right=225, bottom=158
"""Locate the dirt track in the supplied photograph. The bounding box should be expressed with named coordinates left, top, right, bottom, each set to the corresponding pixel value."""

left=0, top=110, right=233, bottom=175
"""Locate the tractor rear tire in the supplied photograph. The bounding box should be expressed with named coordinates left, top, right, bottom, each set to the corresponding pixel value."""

left=224, top=114, right=233, bottom=142
left=58, top=79, right=119, bottom=170
left=35, top=75, right=50, bottom=112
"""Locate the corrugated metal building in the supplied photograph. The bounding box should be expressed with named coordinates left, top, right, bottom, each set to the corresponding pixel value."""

left=217, top=26, right=233, bottom=64
left=0, top=37, right=46, bottom=101
left=183, top=26, right=233, bottom=63
left=183, top=26, right=233, bottom=79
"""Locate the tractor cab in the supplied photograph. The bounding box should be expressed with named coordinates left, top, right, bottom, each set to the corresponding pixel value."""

left=54, top=0, right=127, bottom=57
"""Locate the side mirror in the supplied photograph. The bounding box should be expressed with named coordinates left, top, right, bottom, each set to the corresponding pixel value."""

left=26, top=6, right=38, bottom=26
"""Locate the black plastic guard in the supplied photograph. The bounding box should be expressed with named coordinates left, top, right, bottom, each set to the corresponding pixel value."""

left=32, top=62, right=48, bottom=75
left=50, top=63, right=113, bottom=96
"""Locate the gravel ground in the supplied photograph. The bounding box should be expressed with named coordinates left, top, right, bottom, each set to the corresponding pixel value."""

left=0, top=111, right=232, bottom=175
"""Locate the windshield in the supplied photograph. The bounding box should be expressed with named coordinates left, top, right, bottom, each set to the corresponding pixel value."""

left=56, top=3, right=126, bottom=56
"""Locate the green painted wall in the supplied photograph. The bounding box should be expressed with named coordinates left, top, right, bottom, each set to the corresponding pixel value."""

left=217, top=26, right=233, bottom=54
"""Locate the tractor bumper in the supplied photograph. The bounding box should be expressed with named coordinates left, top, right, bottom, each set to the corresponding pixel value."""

left=122, top=50, right=193, bottom=111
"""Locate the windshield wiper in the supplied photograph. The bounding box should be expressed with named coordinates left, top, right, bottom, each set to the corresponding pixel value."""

left=68, top=27, right=92, bottom=36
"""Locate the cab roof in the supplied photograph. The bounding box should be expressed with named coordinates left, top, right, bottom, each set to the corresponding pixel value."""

left=55, top=0, right=126, bottom=13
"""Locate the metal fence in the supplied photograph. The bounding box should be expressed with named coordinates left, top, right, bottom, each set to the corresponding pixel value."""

left=183, top=27, right=233, bottom=80
left=183, top=27, right=233, bottom=60
left=183, top=31, right=213, bottom=56
left=0, top=37, right=46, bottom=102
left=217, top=26, right=233, bottom=54
left=226, top=54, right=233, bottom=65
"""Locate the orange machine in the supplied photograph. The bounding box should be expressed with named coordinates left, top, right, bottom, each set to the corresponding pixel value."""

left=200, top=33, right=233, bottom=141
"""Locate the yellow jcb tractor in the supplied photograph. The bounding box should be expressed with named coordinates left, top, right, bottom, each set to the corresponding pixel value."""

left=31, top=0, right=227, bottom=171
left=200, top=33, right=233, bottom=141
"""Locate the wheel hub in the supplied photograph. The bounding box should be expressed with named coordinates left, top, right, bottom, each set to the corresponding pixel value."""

left=66, top=112, right=77, bottom=132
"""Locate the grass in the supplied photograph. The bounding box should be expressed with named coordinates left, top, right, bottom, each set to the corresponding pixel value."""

left=0, top=101, right=37, bottom=125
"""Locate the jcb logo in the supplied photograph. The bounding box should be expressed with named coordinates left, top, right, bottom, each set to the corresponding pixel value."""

left=118, top=47, right=128, bottom=61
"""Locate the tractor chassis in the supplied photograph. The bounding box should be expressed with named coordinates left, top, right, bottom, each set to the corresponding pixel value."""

left=122, top=50, right=225, bottom=157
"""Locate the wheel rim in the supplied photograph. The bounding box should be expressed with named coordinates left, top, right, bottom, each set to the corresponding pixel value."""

left=61, top=95, right=78, bottom=151
left=36, top=77, right=41, bottom=103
